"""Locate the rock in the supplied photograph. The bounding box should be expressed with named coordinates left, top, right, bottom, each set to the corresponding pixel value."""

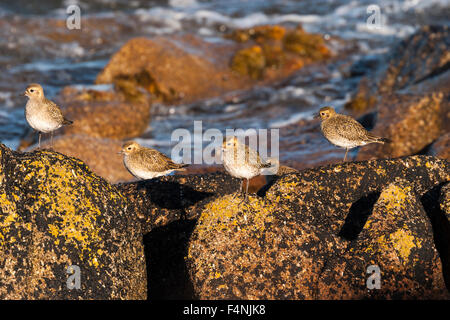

left=422, top=182, right=450, bottom=291
left=229, top=24, right=331, bottom=79
left=116, top=172, right=241, bottom=299
left=187, top=156, right=450, bottom=299
left=344, top=77, right=378, bottom=113
left=378, top=25, right=450, bottom=94
left=230, top=45, right=266, bottom=80
left=96, top=36, right=247, bottom=104
left=331, top=179, right=446, bottom=299
left=283, top=25, right=331, bottom=61
left=345, top=25, right=450, bottom=117
left=0, top=144, right=146, bottom=299
left=440, top=183, right=450, bottom=220
left=116, top=172, right=240, bottom=235
left=36, top=134, right=134, bottom=184
left=357, top=92, right=448, bottom=160
left=428, top=133, right=450, bottom=161
left=96, top=28, right=331, bottom=104
left=56, top=86, right=151, bottom=140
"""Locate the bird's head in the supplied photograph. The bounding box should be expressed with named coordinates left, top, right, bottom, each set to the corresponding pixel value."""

left=222, top=136, right=238, bottom=150
left=24, top=83, right=44, bottom=99
left=119, top=141, right=140, bottom=155
left=315, top=106, right=336, bottom=120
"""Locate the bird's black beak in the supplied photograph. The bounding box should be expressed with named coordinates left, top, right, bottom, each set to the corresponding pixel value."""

left=23, top=91, right=27, bottom=96
left=313, top=113, right=320, bottom=119
left=117, top=151, right=123, bottom=155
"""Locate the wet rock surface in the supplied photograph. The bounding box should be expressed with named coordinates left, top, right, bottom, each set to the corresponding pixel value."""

left=0, top=144, right=146, bottom=299
left=187, top=156, right=450, bottom=299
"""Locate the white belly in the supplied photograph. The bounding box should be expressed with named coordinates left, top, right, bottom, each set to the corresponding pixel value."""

left=223, top=156, right=260, bottom=179
left=130, top=168, right=174, bottom=180
left=326, top=136, right=363, bottom=148
left=124, top=158, right=174, bottom=180
left=26, top=112, right=61, bottom=133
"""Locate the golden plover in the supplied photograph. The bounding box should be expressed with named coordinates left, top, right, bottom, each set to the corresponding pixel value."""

left=24, top=83, right=73, bottom=148
left=317, top=106, right=390, bottom=161
left=222, top=136, right=271, bottom=201
left=119, top=141, right=188, bottom=180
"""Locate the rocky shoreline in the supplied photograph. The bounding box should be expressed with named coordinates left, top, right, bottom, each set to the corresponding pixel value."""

left=0, top=21, right=449, bottom=299
left=0, top=143, right=448, bottom=299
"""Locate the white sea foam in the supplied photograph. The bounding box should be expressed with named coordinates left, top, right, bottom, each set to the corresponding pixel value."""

left=269, top=110, right=316, bottom=128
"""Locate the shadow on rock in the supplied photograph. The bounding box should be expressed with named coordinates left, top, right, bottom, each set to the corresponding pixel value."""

left=421, top=183, right=450, bottom=291
left=144, top=219, right=197, bottom=300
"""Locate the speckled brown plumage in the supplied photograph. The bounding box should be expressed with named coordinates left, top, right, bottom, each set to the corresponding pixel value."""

left=24, top=83, right=73, bottom=148
left=120, top=141, right=187, bottom=180
left=318, top=106, right=390, bottom=161
left=222, top=136, right=271, bottom=201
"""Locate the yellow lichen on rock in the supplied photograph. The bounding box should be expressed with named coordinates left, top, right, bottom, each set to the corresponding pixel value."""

left=7, top=151, right=125, bottom=268
left=390, top=229, right=422, bottom=263
left=380, top=183, right=412, bottom=214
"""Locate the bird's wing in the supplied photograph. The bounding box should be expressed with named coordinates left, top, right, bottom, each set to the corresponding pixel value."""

left=242, top=143, right=271, bottom=168
left=141, top=149, right=186, bottom=172
left=44, top=98, right=65, bottom=122
left=333, top=115, right=370, bottom=141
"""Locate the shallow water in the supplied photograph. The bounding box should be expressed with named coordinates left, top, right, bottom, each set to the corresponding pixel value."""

left=0, top=0, right=448, bottom=164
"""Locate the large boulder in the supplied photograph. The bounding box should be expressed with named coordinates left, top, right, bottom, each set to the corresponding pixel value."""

left=377, top=25, right=450, bottom=95
left=357, top=92, right=448, bottom=160
left=95, top=28, right=332, bottom=105
left=345, top=25, right=450, bottom=114
left=37, top=134, right=134, bottom=184
left=56, top=86, right=151, bottom=140
left=0, top=144, right=146, bottom=299
left=187, top=156, right=450, bottom=299
left=116, top=172, right=241, bottom=299
left=96, top=36, right=247, bottom=104
left=428, top=132, right=450, bottom=161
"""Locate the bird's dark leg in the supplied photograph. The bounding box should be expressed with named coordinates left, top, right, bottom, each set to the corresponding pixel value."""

left=50, top=132, right=53, bottom=150
left=38, top=132, right=41, bottom=149
left=343, top=148, right=349, bottom=162
left=245, top=178, right=249, bottom=202
left=239, top=178, right=249, bottom=204
left=233, top=179, right=243, bottom=200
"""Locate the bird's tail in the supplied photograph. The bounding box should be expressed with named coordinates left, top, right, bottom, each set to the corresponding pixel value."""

left=63, top=117, right=73, bottom=125
left=175, top=163, right=189, bottom=171
left=261, top=161, right=272, bottom=168
left=367, top=133, right=391, bottom=144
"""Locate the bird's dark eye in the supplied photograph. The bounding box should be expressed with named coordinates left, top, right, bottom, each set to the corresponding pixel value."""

left=127, top=147, right=132, bottom=150
left=321, top=112, right=324, bottom=115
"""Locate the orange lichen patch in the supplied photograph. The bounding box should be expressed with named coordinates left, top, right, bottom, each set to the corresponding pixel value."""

left=283, top=26, right=331, bottom=60
left=227, top=25, right=286, bottom=43
left=230, top=45, right=266, bottom=79
left=228, top=24, right=331, bottom=79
